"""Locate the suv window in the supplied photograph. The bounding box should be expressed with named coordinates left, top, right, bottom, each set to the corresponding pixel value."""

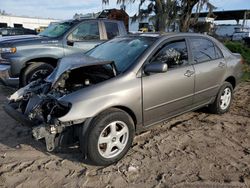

left=68, top=21, right=100, bottom=41
left=104, top=22, right=119, bottom=39
left=190, top=38, right=222, bottom=63
left=151, top=39, right=189, bottom=69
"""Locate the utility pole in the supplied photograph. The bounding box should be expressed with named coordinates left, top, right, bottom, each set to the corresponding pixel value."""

left=242, top=10, right=247, bottom=29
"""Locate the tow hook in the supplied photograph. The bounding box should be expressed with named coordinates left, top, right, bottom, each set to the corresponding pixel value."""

left=32, top=125, right=57, bottom=152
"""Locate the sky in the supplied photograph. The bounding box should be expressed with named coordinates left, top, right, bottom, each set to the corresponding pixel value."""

left=0, top=0, right=250, bottom=20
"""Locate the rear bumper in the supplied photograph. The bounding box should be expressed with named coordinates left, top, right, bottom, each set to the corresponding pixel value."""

left=3, top=103, right=35, bottom=127
left=0, top=64, right=19, bottom=86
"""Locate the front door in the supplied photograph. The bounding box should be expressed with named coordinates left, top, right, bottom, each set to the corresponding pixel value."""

left=142, top=39, right=195, bottom=126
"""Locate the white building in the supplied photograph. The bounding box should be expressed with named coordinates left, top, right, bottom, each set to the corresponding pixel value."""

left=0, top=14, right=60, bottom=29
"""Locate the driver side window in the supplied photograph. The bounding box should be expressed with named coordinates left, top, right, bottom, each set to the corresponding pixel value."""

left=151, top=39, right=189, bottom=69
left=68, top=21, right=100, bottom=41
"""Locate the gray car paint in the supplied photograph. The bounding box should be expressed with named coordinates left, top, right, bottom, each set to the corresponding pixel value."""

left=54, top=33, right=242, bottom=131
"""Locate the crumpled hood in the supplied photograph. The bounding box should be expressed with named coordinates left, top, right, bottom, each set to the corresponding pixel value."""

left=46, top=53, right=113, bottom=86
left=0, top=34, right=38, bottom=42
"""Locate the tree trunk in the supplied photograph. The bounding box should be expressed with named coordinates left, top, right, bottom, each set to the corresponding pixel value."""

left=155, top=0, right=166, bottom=32
left=179, top=0, right=199, bottom=32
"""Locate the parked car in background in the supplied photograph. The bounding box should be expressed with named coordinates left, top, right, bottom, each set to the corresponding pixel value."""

left=138, top=22, right=155, bottom=32
left=232, top=27, right=250, bottom=41
left=0, top=27, right=37, bottom=37
left=4, top=33, right=242, bottom=166
left=0, top=19, right=127, bottom=87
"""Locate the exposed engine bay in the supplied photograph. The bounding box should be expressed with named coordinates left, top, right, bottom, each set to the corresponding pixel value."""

left=52, top=64, right=115, bottom=94
left=4, top=57, right=116, bottom=152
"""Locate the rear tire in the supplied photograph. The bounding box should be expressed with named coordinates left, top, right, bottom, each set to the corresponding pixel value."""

left=20, top=62, right=54, bottom=87
left=79, top=108, right=135, bottom=166
left=208, top=82, right=233, bottom=114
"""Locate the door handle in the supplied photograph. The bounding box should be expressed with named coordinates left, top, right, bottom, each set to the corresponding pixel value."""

left=218, top=62, right=226, bottom=68
left=184, top=70, right=195, bottom=77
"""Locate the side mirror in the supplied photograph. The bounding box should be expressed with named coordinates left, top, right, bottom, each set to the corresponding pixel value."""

left=67, top=40, right=74, bottom=46
left=144, top=62, right=168, bottom=74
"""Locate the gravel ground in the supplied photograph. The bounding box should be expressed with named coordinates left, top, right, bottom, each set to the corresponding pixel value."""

left=0, top=82, right=249, bottom=188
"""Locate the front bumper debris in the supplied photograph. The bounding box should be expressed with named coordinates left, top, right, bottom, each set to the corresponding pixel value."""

left=3, top=103, right=35, bottom=127
left=32, top=125, right=57, bottom=151
left=3, top=103, right=63, bottom=152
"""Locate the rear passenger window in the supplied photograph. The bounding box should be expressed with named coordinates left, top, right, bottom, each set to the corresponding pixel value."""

left=190, top=38, right=222, bottom=63
left=104, top=22, right=119, bottom=39
left=68, top=21, right=100, bottom=41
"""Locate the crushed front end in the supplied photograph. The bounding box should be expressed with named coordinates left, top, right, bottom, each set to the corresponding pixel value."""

left=3, top=54, right=116, bottom=152
left=4, top=80, right=72, bottom=151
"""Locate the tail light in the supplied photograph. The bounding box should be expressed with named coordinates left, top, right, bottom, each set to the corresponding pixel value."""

left=240, top=58, right=245, bottom=64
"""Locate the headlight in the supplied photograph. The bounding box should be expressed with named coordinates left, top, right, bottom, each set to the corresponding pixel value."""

left=0, top=47, right=16, bottom=53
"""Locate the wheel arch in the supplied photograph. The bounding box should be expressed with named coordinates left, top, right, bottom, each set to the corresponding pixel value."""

left=80, top=105, right=138, bottom=132
left=19, top=57, right=58, bottom=80
left=91, top=106, right=138, bottom=131
left=225, top=76, right=236, bottom=89
left=25, top=57, right=58, bottom=67
left=112, top=106, right=137, bottom=128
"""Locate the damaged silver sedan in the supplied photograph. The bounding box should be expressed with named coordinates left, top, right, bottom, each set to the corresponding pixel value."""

left=3, top=33, right=242, bottom=166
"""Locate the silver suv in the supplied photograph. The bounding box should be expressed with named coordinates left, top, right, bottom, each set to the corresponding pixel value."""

left=4, top=33, right=242, bottom=166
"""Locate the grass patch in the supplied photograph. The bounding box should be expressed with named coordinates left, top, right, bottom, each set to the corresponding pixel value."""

left=224, top=41, right=250, bottom=81
left=224, top=41, right=250, bottom=64
left=242, top=64, right=250, bottom=81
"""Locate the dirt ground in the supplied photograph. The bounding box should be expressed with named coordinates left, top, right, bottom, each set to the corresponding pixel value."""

left=0, top=82, right=249, bottom=188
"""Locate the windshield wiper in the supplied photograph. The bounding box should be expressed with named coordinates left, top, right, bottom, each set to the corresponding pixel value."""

left=111, top=62, right=118, bottom=76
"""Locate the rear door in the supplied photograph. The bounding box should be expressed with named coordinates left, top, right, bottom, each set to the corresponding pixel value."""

left=188, top=37, right=226, bottom=106
left=142, top=38, right=195, bottom=126
left=64, top=20, right=104, bottom=55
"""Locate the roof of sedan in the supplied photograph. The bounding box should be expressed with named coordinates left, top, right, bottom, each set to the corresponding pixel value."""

left=59, top=18, right=116, bottom=23
left=128, top=32, right=210, bottom=39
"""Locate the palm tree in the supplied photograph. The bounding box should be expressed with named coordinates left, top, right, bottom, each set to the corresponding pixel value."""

left=102, top=0, right=215, bottom=32
left=178, top=0, right=216, bottom=32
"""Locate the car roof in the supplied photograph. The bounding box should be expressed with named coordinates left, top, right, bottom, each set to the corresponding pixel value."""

left=128, top=32, right=212, bottom=39
left=58, top=18, right=120, bottom=24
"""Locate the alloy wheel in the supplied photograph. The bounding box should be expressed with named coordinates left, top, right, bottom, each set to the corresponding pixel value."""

left=97, top=121, right=129, bottom=159
left=220, top=87, right=232, bottom=110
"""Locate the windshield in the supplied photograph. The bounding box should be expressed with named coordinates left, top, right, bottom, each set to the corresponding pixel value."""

left=86, top=37, right=156, bottom=73
left=39, top=22, right=74, bottom=38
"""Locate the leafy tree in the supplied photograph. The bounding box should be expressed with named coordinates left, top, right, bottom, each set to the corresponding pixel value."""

left=178, top=0, right=215, bottom=32
left=102, top=0, right=215, bottom=32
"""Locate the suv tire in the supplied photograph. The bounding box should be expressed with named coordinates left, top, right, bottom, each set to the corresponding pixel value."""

left=20, top=62, right=54, bottom=87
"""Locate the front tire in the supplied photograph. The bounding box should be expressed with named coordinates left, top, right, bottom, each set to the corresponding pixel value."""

left=209, top=82, right=233, bottom=114
left=80, top=108, right=135, bottom=166
left=20, top=62, right=54, bottom=87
